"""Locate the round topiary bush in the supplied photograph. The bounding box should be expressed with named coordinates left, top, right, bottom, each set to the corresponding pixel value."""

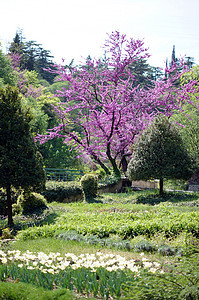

left=80, top=174, right=98, bottom=202
left=17, top=191, right=47, bottom=214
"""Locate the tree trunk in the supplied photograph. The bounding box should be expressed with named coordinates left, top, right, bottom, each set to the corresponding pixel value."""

left=120, top=155, right=128, bottom=173
left=106, top=143, right=121, bottom=177
left=159, top=178, right=164, bottom=196
left=6, top=184, right=14, bottom=227
left=91, top=152, right=111, bottom=175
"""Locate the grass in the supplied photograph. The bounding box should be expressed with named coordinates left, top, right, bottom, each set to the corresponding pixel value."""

left=0, top=189, right=199, bottom=299
left=2, top=190, right=198, bottom=256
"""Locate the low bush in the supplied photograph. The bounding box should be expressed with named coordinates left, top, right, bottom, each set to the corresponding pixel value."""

left=134, top=240, right=156, bottom=253
left=1, top=227, right=14, bottom=239
left=43, top=181, right=83, bottom=203
left=57, top=230, right=84, bottom=242
left=98, top=174, right=120, bottom=188
left=0, top=281, right=73, bottom=299
left=17, top=191, right=47, bottom=214
left=157, top=244, right=176, bottom=256
left=56, top=230, right=132, bottom=251
left=80, top=174, right=98, bottom=201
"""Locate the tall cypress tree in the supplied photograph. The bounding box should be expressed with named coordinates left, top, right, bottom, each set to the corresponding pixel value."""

left=0, top=85, right=45, bottom=226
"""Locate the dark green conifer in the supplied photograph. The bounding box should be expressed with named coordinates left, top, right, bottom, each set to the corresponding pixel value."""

left=0, top=85, right=45, bottom=226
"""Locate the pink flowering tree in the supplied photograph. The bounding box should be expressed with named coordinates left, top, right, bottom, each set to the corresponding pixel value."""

left=37, top=31, right=198, bottom=176
left=9, top=53, right=43, bottom=98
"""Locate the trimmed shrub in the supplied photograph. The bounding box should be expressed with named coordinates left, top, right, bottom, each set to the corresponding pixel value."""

left=80, top=174, right=98, bottom=201
left=17, top=191, right=47, bottom=214
left=43, top=181, right=83, bottom=203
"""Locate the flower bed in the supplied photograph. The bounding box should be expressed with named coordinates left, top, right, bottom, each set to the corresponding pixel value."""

left=0, top=249, right=162, bottom=298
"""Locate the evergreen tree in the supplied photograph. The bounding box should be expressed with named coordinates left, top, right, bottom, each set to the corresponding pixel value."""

left=128, top=58, right=154, bottom=88
left=171, top=45, right=177, bottom=65
left=9, top=32, right=24, bottom=56
left=35, top=47, right=55, bottom=83
left=127, top=116, right=194, bottom=195
left=24, top=40, right=37, bottom=71
left=0, top=85, right=45, bottom=226
left=9, top=32, right=56, bottom=83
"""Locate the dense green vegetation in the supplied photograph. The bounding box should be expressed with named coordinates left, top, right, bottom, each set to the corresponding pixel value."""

left=127, top=116, right=194, bottom=195
left=0, top=86, right=45, bottom=226
left=0, top=190, right=198, bottom=299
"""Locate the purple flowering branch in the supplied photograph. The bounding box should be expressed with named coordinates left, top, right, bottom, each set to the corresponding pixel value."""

left=36, top=31, right=199, bottom=176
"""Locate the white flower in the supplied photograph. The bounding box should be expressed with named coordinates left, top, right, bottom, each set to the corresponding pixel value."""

left=129, top=265, right=140, bottom=273
left=149, top=267, right=157, bottom=273
left=0, top=250, right=6, bottom=256
left=47, top=268, right=55, bottom=274
left=141, top=257, right=148, bottom=262
left=143, top=261, right=153, bottom=268
left=41, top=269, right=48, bottom=273
left=1, top=257, right=7, bottom=264
left=57, top=257, right=63, bottom=262
left=153, top=262, right=160, bottom=268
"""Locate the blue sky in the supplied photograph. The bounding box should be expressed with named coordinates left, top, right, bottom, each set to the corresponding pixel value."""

left=1, top=0, right=199, bottom=69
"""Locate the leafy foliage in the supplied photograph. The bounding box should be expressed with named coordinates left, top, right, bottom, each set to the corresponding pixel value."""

left=17, top=191, right=47, bottom=214
left=0, top=48, right=15, bottom=87
left=43, top=181, right=83, bottom=203
left=171, top=92, right=199, bottom=168
left=98, top=174, right=120, bottom=187
left=9, top=32, right=56, bottom=84
left=134, top=240, right=156, bottom=253
left=0, top=85, right=45, bottom=225
left=0, top=281, right=73, bottom=300
left=80, top=174, right=98, bottom=201
left=122, top=256, right=199, bottom=299
left=17, top=204, right=199, bottom=241
left=127, top=116, right=194, bottom=195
